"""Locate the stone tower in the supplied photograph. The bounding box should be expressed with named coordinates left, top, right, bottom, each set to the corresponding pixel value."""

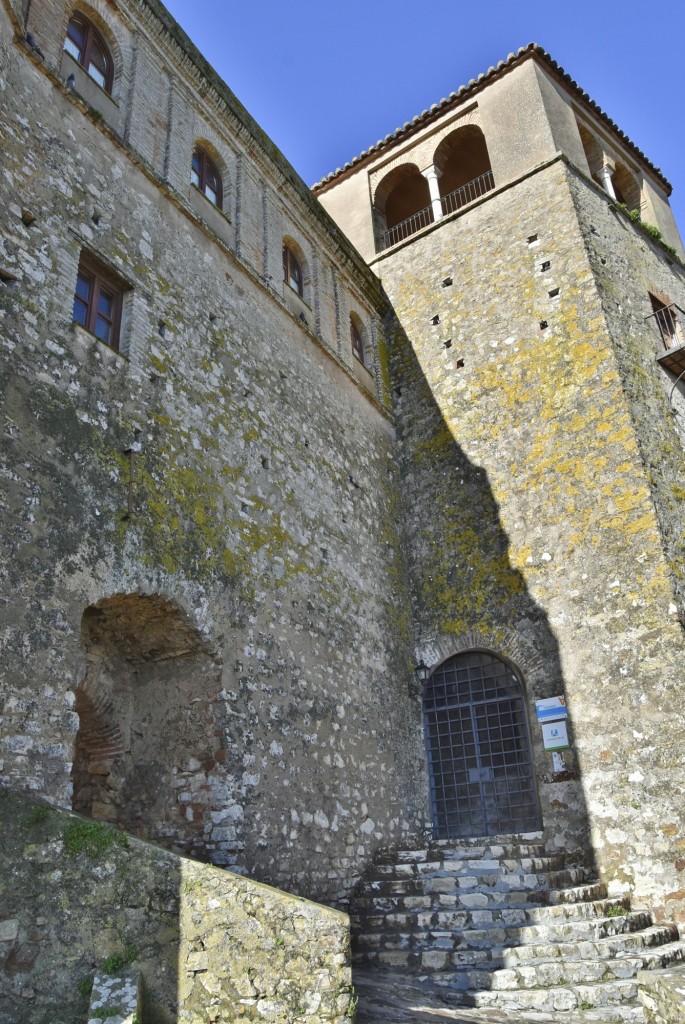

left=316, top=44, right=685, bottom=922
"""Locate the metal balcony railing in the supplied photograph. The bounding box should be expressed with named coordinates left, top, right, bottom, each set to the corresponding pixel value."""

left=646, top=302, right=685, bottom=376
left=376, top=169, right=496, bottom=252
left=378, top=205, right=435, bottom=251
left=440, top=169, right=495, bottom=216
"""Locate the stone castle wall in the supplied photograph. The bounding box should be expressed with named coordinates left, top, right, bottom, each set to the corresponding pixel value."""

left=376, top=155, right=685, bottom=919
left=0, top=0, right=427, bottom=903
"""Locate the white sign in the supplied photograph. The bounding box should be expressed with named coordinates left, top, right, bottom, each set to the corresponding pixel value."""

left=542, top=721, right=569, bottom=751
left=535, top=696, right=567, bottom=722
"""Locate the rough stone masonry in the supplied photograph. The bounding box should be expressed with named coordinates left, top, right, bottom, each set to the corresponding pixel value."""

left=3, top=0, right=685, bottom=1018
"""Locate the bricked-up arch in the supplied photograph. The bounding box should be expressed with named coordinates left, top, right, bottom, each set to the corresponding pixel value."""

left=373, top=163, right=432, bottom=248
left=423, top=649, right=541, bottom=839
left=72, top=594, right=226, bottom=859
left=433, top=125, right=493, bottom=206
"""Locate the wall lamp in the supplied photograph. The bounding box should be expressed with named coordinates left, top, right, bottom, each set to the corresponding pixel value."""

left=409, top=659, right=431, bottom=697
left=415, top=660, right=431, bottom=685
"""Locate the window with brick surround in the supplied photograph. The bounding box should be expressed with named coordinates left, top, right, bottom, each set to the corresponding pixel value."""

left=191, top=148, right=223, bottom=208
left=350, top=314, right=366, bottom=366
left=64, top=13, right=113, bottom=93
left=283, top=243, right=304, bottom=298
left=72, top=255, right=126, bottom=352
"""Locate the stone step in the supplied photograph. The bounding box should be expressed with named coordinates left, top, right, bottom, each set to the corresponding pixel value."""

left=463, top=977, right=642, bottom=1013
left=352, top=880, right=608, bottom=914
left=379, top=840, right=549, bottom=865
left=549, top=881, right=608, bottom=904
left=353, top=968, right=645, bottom=1023
left=353, top=895, right=629, bottom=931
left=447, top=941, right=685, bottom=990
left=354, top=908, right=652, bottom=950
left=360, top=865, right=590, bottom=897
left=353, top=923, right=680, bottom=970
left=368, top=853, right=566, bottom=881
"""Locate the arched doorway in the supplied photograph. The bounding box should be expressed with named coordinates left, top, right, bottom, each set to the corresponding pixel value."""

left=423, top=650, right=540, bottom=838
left=71, top=593, right=226, bottom=859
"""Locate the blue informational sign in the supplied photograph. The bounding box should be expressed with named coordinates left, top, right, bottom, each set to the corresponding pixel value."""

left=535, top=696, right=567, bottom=722
left=542, top=721, right=570, bottom=751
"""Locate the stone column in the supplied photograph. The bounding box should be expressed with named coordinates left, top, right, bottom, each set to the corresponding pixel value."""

left=421, top=165, right=443, bottom=223
left=598, top=164, right=617, bottom=201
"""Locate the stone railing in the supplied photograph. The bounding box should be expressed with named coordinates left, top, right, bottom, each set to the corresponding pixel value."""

left=0, top=790, right=354, bottom=1024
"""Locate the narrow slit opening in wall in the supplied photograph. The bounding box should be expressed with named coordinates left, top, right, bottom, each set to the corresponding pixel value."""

left=261, top=456, right=270, bottom=470
left=442, top=277, right=453, bottom=287
left=431, top=315, right=440, bottom=325
left=541, top=260, right=551, bottom=272
left=456, top=358, right=465, bottom=368
left=548, top=288, right=560, bottom=298
left=443, top=339, right=453, bottom=349
left=527, top=234, right=538, bottom=245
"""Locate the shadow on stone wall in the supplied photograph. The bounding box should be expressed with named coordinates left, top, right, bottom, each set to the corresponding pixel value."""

left=385, top=310, right=595, bottom=863
left=0, top=789, right=181, bottom=1024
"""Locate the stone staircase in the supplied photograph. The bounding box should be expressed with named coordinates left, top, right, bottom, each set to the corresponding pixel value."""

left=350, top=835, right=685, bottom=1020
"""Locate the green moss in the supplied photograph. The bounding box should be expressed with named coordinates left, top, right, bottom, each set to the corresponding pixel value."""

left=25, top=804, right=51, bottom=826
left=101, top=947, right=137, bottom=974
left=63, top=819, right=127, bottom=859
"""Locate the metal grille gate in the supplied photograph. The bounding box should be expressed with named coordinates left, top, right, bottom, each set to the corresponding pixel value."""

left=423, top=651, right=541, bottom=839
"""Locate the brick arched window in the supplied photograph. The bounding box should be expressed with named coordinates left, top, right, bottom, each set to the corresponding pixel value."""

left=64, top=13, right=113, bottom=93
left=191, top=147, right=223, bottom=209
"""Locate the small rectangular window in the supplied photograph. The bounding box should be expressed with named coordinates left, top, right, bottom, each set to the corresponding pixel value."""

left=72, top=253, right=127, bottom=352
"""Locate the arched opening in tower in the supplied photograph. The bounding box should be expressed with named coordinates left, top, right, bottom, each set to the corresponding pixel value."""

left=71, top=593, right=226, bottom=859
left=434, top=125, right=494, bottom=214
left=576, top=120, right=604, bottom=186
left=374, top=163, right=432, bottom=248
left=611, top=162, right=641, bottom=213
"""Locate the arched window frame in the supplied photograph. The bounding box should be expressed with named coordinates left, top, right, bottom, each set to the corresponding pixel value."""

left=63, top=12, right=114, bottom=94
left=191, top=147, right=223, bottom=209
left=283, top=243, right=304, bottom=298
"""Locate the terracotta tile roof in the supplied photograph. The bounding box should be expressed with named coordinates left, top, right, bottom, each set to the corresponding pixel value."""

left=312, top=44, right=671, bottom=194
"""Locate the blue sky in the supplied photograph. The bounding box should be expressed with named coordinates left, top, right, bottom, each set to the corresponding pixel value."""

left=163, top=0, right=685, bottom=233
